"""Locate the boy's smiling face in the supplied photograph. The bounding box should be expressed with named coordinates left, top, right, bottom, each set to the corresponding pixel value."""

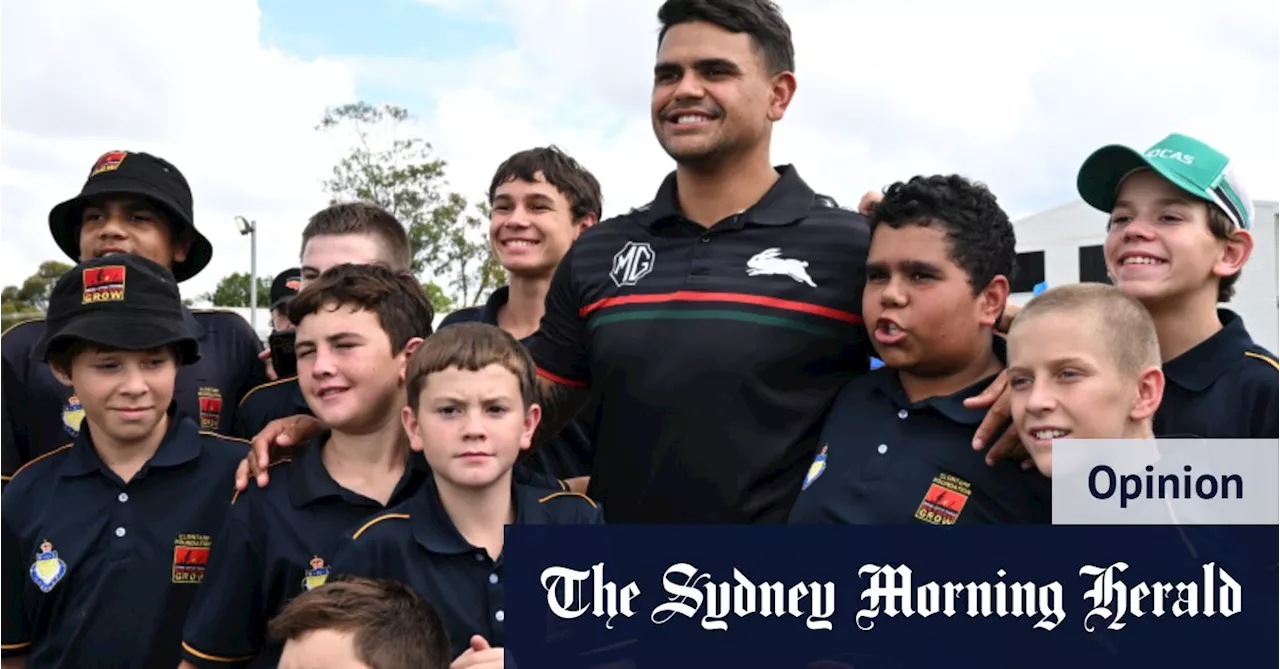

left=1007, top=309, right=1163, bottom=476
left=52, top=345, right=178, bottom=445
left=404, top=363, right=539, bottom=490
left=295, top=305, right=412, bottom=433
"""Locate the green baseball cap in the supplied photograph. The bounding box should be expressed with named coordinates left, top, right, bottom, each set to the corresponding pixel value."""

left=1077, top=133, right=1253, bottom=231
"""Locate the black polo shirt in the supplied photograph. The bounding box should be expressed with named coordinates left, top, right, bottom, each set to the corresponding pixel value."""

left=1154, top=310, right=1278, bottom=439
left=1, top=413, right=247, bottom=669
left=331, top=476, right=603, bottom=659
left=441, top=285, right=599, bottom=481
left=788, top=344, right=1052, bottom=525
left=1, top=308, right=267, bottom=482
left=231, top=376, right=309, bottom=441
left=180, top=433, right=429, bottom=668
left=525, top=165, right=872, bottom=524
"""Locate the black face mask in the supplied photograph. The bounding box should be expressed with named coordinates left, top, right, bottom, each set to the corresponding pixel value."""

left=268, top=329, right=297, bottom=379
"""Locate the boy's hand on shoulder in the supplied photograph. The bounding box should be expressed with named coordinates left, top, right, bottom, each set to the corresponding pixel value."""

left=963, top=370, right=1032, bottom=469
left=451, top=635, right=504, bottom=669
left=233, top=414, right=324, bottom=491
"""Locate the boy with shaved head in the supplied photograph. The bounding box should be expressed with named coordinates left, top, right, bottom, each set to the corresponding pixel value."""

left=1006, top=283, right=1166, bottom=476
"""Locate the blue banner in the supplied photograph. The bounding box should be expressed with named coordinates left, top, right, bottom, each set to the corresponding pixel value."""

left=505, top=525, right=1277, bottom=669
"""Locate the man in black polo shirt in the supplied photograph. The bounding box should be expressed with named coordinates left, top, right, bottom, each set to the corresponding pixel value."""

left=440, top=146, right=604, bottom=485
left=1, top=254, right=249, bottom=668
left=788, top=175, right=1050, bottom=525
left=1, top=150, right=266, bottom=483
left=238, top=0, right=1017, bottom=522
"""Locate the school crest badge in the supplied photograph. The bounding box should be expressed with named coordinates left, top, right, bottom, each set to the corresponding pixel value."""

left=914, top=473, right=972, bottom=525
left=302, top=556, right=330, bottom=591
left=89, top=151, right=128, bottom=177
left=62, top=395, right=85, bottom=437
left=30, top=540, right=67, bottom=593
left=172, top=534, right=212, bottom=584
left=82, top=265, right=126, bottom=304
left=802, top=445, right=828, bottom=491
left=197, top=387, right=223, bottom=430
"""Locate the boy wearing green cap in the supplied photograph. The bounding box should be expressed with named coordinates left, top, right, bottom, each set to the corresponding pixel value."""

left=1076, top=133, right=1278, bottom=439
left=1, top=150, right=268, bottom=486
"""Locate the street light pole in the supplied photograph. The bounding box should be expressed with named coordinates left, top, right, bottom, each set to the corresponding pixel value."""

left=234, top=215, right=259, bottom=332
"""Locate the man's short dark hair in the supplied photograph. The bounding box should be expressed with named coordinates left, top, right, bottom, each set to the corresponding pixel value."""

left=287, top=263, right=435, bottom=354
left=871, top=174, right=1017, bottom=295
left=657, top=0, right=795, bottom=74
left=488, top=146, right=604, bottom=222
left=268, top=575, right=451, bottom=669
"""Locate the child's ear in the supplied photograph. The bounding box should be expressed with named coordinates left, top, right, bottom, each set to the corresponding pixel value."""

left=49, top=364, right=74, bottom=387
left=397, top=337, right=425, bottom=383
left=978, top=275, right=1011, bottom=329
left=401, top=405, right=424, bottom=453
left=519, top=402, right=542, bottom=453
left=1129, top=365, right=1165, bottom=422
left=1213, top=228, right=1253, bottom=280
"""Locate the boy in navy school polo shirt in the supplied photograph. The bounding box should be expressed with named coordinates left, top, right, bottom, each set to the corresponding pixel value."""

left=1, top=150, right=266, bottom=485
left=331, top=322, right=604, bottom=665
left=179, top=264, right=436, bottom=669
left=1076, top=133, right=1278, bottom=438
left=1, top=254, right=249, bottom=669
left=438, top=146, right=604, bottom=488
left=789, top=175, right=1050, bottom=526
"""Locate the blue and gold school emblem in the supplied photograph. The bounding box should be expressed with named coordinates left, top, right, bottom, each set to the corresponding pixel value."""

left=62, top=395, right=85, bottom=437
left=802, top=445, right=828, bottom=490
left=30, top=540, right=67, bottom=593
left=302, top=556, right=330, bottom=591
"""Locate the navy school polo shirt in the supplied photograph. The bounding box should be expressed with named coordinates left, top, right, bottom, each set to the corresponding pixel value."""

left=180, top=432, right=429, bottom=668
left=1154, top=310, right=1278, bottom=439
left=440, top=285, right=600, bottom=481
left=1, top=413, right=248, bottom=669
left=231, top=376, right=309, bottom=441
left=525, top=165, right=873, bottom=524
left=331, top=476, right=604, bottom=659
left=789, top=340, right=1052, bottom=525
left=1, top=308, right=267, bottom=482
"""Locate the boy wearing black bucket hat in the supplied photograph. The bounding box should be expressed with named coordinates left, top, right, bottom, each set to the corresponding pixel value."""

left=1, top=254, right=250, bottom=669
left=1, top=150, right=268, bottom=485
left=1076, top=133, right=1277, bottom=438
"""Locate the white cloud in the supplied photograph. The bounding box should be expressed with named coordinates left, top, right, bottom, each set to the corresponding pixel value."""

left=0, top=0, right=358, bottom=299
left=4, top=0, right=1276, bottom=306
left=394, top=0, right=1278, bottom=224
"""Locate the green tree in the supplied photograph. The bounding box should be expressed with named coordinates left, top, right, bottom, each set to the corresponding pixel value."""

left=199, top=272, right=273, bottom=308
left=1, top=260, right=72, bottom=331
left=317, top=102, right=505, bottom=310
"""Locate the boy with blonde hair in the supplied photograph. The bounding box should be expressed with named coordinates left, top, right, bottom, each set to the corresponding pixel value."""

left=1006, top=283, right=1166, bottom=476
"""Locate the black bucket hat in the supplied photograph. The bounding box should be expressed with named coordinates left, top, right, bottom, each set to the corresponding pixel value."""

left=48, top=150, right=213, bottom=282
left=33, top=254, right=200, bottom=365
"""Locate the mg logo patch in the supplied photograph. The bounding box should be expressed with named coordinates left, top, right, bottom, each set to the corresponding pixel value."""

left=610, top=242, right=655, bottom=287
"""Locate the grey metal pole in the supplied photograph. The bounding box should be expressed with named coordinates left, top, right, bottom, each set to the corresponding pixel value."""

left=249, top=224, right=258, bottom=332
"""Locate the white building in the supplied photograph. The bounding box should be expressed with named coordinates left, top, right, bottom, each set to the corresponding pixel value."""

left=1010, top=199, right=1279, bottom=353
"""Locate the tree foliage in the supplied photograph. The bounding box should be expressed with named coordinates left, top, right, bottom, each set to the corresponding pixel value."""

left=0, top=260, right=73, bottom=331
left=317, top=102, right=504, bottom=311
left=198, top=272, right=273, bottom=308
left=1, top=261, right=72, bottom=313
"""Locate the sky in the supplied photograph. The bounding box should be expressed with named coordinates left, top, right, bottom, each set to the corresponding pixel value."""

left=2, top=0, right=1277, bottom=304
